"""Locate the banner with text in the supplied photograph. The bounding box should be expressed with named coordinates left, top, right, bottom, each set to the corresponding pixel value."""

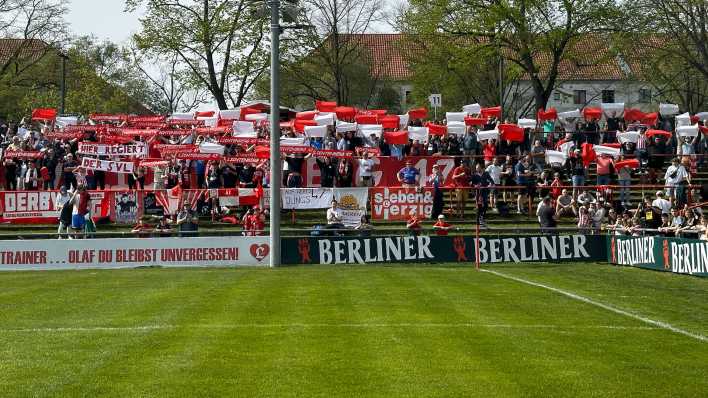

left=608, top=235, right=708, bottom=277
left=282, top=235, right=606, bottom=265
left=0, top=236, right=270, bottom=270
left=370, top=187, right=435, bottom=220
left=332, top=188, right=368, bottom=227
left=0, top=190, right=110, bottom=224
left=78, top=142, right=148, bottom=157
left=81, top=157, right=135, bottom=174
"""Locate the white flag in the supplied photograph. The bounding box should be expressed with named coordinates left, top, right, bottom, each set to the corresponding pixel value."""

left=304, top=125, right=328, bottom=138
left=408, top=126, right=429, bottom=142
left=463, top=103, right=482, bottom=115
left=398, top=114, right=409, bottom=129
left=315, top=113, right=336, bottom=126
left=446, top=121, right=466, bottom=136
left=55, top=116, right=78, bottom=128
left=219, top=109, right=241, bottom=120
left=245, top=113, right=268, bottom=122
left=558, top=141, right=576, bottom=155
left=677, top=124, right=698, bottom=137
left=617, top=131, right=640, bottom=144
left=234, top=120, right=256, bottom=135
left=545, top=150, right=567, bottom=165
left=197, top=117, right=219, bottom=127
left=477, top=129, right=499, bottom=141
left=357, top=124, right=383, bottom=137
left=281, top=137, right=307, bottom=146
left=336, top=121, right=357, bottom=133
left=199, top=142, right=225, bottom=155
left=593, top=145, right=620, bottom=158
left=169, top=112, right=194, bottom=120
left=517, top=118, right=537, bottom=129
left=558, top=109, right=581, bottom=120
left=695, top=112, right=708, bottom=121
left=675, top=112, right=692, bottom=127
left=446, top=112, right=466, bottom=123
left=659, top=103, right=679, bottom=116
left=601, top=103, right=625, bottom=116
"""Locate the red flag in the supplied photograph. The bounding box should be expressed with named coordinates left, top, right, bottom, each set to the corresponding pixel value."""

left=481, top=106, right=502, bottom=119
left=690, top=115, right=700, bottom=124
left=239, top=107, right=261, bottom=121
left=499, top=124, right=524, bottom=142
left=581, top=143, right=596, bottom=167
left=601, top=142, right=622, bottom=148
left=623, top=108, right=645, bottom=122
left=368, top=109, right=388, bottom=116
left=408, top=108, right=428, bottom=120
left=255, top=182, right=264, bottom=199
left=615, top=159, right=640, bottom=170
left=195, top=111, right=215, bottom=118
left=334, top=106, right=357, bottom=120
left=380, top=115, right=400, bottom=129
left=384, top=130, right=409, bottom=145
left=255, top=145, right=270, bottom=159
left=426, top=123, right=447, bottom=136
left=582, top=107, right=602, bottom=120
left=646, top=129, right=672, bottom=139
left=641, top=112, right=658, bottom=126
left=294, top=119, right=318, bottom=133
left=537, top=107, right=558, bottom=121
left=295, top=110, right=317, bottom=120
left=464, top=116, right=486, bottom=126
left=700, top=126, right=708, bottom=135
left=31, top=108, right=57, bottom=121
left=315, top=100, right=337, bottom=113
left=355, top=114, right=378, bottom=125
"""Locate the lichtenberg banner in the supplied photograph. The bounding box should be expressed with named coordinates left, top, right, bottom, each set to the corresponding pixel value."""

left=607, top=235, right=708, bottom=277
left=281, top=235, right=606, bottom=265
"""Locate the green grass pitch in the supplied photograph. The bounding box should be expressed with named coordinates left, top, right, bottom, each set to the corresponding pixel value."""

left=1, top=262, right=706, bottom=397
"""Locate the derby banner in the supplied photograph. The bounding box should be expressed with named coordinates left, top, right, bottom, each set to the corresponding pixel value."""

left=608, top=235, right=708, bottom=277
left=282, top=234, right=605, bottom=265
left=0, top=236, right=270, bottom=270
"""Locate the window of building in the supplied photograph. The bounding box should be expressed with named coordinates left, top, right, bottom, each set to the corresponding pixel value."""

left=554, top=91, right=561, bottom=101
left=638, top=88, right=651, bottom=103
left=573, top=90, right=586, bottom=105
left=602, top=90, right=615, bottom=103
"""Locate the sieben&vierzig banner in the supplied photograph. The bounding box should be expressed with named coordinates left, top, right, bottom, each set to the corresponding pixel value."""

left=608, top=235, right=708, bottom=277
left=281, top=235, right=606, bottom=265
left=0, top=236, right=270, bottom=270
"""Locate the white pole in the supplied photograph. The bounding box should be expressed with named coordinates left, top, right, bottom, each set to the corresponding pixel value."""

left=268, top=0, right=281, bottom=268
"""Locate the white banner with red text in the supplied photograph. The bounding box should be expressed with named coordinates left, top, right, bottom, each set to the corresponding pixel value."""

left=0, top=190, right=110, bottom=223
left=0, top=236, right=270, bottom=270
left=81, top=157, right=135, bottom=174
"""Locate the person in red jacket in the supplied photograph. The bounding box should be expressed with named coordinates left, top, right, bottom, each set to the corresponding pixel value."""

left=433, top=215, right=454, bottom=236
left=406, top=215, right=422, bottom=236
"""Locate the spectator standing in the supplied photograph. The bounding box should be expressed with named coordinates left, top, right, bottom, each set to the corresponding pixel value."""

left=406, top=215, right=422, bottom=236
left=595, top=154, right=614, bottom=186
left=664, top=157, right=690, bottom=206
left=617, top=158, right=633, bottom=206
left=357, top=152, right=374, bottom=187
left=485, top=158, right=502, bottom=209
left=536, top=197, right=557, bottom=234
left=514, top=156, right=533, bottom=214
left=428, top=164, right=445, bottom=220
left=451, top=160, right=471, bottom=218
left=397, top=160, right=420, bottom=188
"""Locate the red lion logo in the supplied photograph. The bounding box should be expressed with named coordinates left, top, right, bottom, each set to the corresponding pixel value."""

left=298, top=239, right=311, bottom=263
left=453, top=236, right=467, bottom=262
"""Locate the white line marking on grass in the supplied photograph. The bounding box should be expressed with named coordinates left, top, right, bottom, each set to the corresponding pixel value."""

left=0, top=324, right=660, bottom=334
left=481, top=269, right=707, bottom=343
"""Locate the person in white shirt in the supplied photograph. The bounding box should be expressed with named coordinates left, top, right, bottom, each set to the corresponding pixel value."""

left=652, top=191, right=672, bottom=215
left=485, top=158, right=502, bottom=208
left=325, top=200, right=344, bottom=234
left=663, top=157, right=690, bottom=203
left=357, top=152, right=374, bottom=187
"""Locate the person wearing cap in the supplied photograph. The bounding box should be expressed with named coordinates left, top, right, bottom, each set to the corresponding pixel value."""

left=433, top=214, right=453, bottom=236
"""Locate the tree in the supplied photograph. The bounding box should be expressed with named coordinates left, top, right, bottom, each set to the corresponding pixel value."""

left=618, top=0, right=708, bottom=112
left=400, top=0, right=620, bottom=111
left=0, top=0, right=67, bottom=82
left=126, top=0, right=269, bottom=110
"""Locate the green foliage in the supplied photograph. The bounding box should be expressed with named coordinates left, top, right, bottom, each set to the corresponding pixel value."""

left=128, top=0, right=269, bottom=109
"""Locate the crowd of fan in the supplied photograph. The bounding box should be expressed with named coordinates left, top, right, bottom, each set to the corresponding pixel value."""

left=1, top=111, right=706, bottom=239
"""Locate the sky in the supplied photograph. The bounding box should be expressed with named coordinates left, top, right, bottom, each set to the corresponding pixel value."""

left=66, top=0, right=145, bottom=44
